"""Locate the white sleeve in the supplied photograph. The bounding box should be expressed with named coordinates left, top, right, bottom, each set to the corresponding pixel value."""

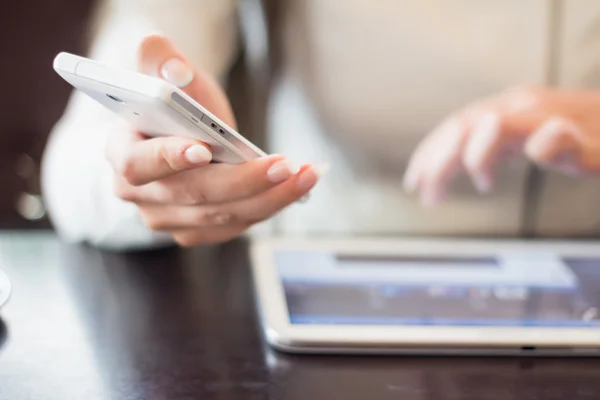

left=41, top=0, right=240, bottom=250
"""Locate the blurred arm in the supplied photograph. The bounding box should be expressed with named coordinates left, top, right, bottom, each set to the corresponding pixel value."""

left=41, top=0, right=240, bottom=250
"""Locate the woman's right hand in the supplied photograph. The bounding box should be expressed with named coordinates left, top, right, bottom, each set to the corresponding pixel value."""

left=105, top=35, right=324, bottom=246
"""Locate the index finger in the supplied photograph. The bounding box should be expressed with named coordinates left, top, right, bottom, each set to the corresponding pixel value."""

left=107, top=129, right=213, bottom=186
left=138, top=34, right=236, bottom=128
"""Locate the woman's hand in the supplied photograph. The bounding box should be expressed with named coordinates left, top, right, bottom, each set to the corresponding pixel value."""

left=403, top=86, right=600, bottom=206
left=105, top=35, right=324, bottom=246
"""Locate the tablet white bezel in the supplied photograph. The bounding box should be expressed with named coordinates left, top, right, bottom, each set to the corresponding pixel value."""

left=0, top=269, right=11, bottom=310
left=250, top=237, right=600, bottom=354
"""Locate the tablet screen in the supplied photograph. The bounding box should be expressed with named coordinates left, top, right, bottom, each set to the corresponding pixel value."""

left=275, top=251, right=600, bottom=327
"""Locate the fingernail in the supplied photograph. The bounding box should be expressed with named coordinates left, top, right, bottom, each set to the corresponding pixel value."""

left=313, top=163, right=330, bottom=177
left=185, top=145, right=212, bottom=164
left=297, top=163, right=329, bottom=190
left=160, top=58, right=194, bottom=88
left=298, top=194, right=311, bottom=203
left=557, top=163, right=582, bottom=177
left=547, top=150, right=581, bottom=176
left=473, top=174, right=492, bottom=193
left=267, top=159, right=297, bottom=183
left=552, top=150, right=577, bottom=165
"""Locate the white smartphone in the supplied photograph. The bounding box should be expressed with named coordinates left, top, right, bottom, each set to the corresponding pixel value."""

left=53, top=52, right=267, bottom=164
left=252, top=237, right=600, bottom=356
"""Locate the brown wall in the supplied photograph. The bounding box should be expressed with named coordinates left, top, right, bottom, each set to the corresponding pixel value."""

left=0, top=1, right=96, bottom=229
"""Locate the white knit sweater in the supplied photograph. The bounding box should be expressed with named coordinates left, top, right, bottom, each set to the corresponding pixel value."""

left=42, top=0, right=600, bottom=249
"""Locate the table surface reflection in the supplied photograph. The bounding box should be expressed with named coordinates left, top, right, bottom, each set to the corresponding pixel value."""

left=0, top=232, right=599, bottom=400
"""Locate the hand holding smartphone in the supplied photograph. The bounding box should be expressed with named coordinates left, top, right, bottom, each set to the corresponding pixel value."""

left=53, top=35, right=324, bottom=246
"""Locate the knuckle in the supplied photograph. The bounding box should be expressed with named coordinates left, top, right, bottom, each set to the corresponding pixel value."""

left=506, top=85, right=539, bottom=97
left=157, top=141, right=194, bottom=173
left=176, top=190, right=205, bottom=206
left=178, top=179, right=208, bottom=205
left=190, top=188, right=208, bottom=204
left=138, top=207, right=164, bottom=231
left=162, top=183, right=204, bottom=206
left=113, top=179, right=136, bottom=202
left=157, top=143, right=182, bottom=173
left=506, top=85, right=546, bottom=109
left=194, top=208, right=236, bottom=226
left=175, top=190, right=198, bottom=206
left=548, top=117, right=575, bottom=135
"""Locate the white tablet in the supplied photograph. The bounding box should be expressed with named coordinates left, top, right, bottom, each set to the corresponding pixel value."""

left=251, top=238, right=600, bottom=356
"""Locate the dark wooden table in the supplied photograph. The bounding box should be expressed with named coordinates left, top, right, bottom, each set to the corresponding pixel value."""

left=1, top=232, right=600, bottom=399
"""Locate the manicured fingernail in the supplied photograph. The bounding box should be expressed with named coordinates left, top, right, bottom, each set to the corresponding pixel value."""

left=553, top=149, right=576, bottom=162
left=547, top=150, right=581, bottom=176
left=313, top=163, right=330, bottom=177
left=267, top=159, right=297, bottom=183
left=160, top=58, right=194, bottom=87
left=185, top=145, right=212, bottom=164
left=298, top=194, right=311, bottom=203
left=474, top=174, right=492, bottom=193
left=297, top=163, right=329, bottom=190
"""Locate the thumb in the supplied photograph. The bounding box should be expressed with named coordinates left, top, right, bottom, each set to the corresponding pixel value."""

left=137, top=34, right=237, bottom=128
left=525, top=117, right=581, bottom=175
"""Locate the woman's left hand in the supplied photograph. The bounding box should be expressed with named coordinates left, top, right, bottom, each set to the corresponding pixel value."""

left=403, top=86, right=600, bottom=206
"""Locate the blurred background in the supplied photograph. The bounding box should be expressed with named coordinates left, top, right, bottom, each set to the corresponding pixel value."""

left=0, top=0, right=272, bottom=231
left=0, top=1, right=95, bottom=229
left=5, top=1, right=600, bottom=239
